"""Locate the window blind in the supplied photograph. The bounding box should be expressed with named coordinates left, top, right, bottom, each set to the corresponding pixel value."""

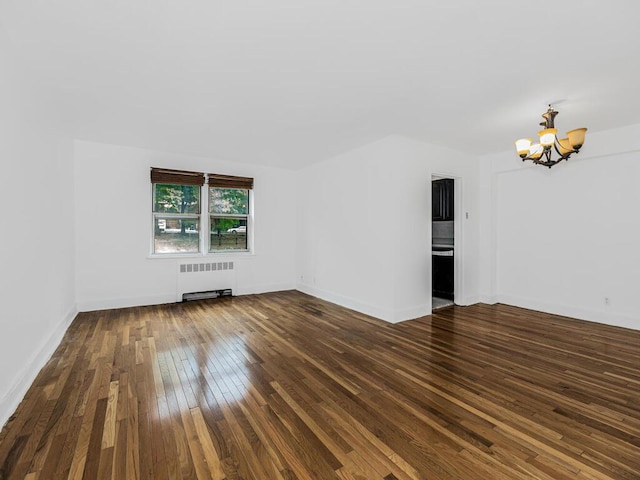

left=150, top=168, right=205, bottom=186
left=208, top=174, right=254, bottom=190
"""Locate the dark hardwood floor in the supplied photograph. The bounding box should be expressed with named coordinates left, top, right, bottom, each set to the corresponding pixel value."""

left=0, top=291, right=638, bottom=479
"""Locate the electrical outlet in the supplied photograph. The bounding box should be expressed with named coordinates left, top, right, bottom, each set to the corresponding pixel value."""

left=604, top=297, right=610, bottom=306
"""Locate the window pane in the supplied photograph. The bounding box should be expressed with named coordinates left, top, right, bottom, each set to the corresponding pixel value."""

left=153, top=184, right=200, bottom=214
left=210, top=217, right=248, bottom=251
left=154, top=217, right=200, bottom=253
left=209, top=188, right=249, bottom=214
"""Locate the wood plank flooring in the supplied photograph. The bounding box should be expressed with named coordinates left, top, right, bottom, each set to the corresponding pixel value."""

left=0, top=291, right=639, bottom=479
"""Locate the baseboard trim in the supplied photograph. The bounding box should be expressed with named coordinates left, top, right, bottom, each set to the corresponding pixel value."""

left=0, top=304, right=78, bottom=429
left=235, top=282, right=296, bottom=296
left=455, top=295, right=481, bottom=307
left=77, top=283, right=298, bottom=313
left=77, top=294, right=177, bottom=312
left=498, top=294, right=639, bottom=331
left=297, top=284, right=451, bottom=324
left=479, top=294, right=499, bottom=305
left=393, top=304, right=431, bottom=323
left=297, top=283, right=398, bottom=323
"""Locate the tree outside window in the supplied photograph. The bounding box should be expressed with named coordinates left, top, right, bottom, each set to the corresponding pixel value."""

left=209, top=187, right=250, bottom=252
left=150, top=169, right=252, bottom=255
left=152, top=183, right=201, bottom=253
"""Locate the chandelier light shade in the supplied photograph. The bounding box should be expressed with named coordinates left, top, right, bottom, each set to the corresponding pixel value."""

left=515, top=105, right=587, bottom=168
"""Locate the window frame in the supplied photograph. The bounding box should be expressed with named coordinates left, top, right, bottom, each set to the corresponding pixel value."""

left=208, top=186, right=252, bottom=254
left=151, top=181, right=203, bottom=255
left=150, top=168, right=254, bottom=257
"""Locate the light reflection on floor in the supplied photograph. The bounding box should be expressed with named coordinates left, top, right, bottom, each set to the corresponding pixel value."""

left=198, top=335, right=251, bottom=404
left=153, top=333, right=252, bottom=416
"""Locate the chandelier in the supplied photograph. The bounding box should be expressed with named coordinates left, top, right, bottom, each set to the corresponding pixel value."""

left=515, top=105, right=587, bottom=168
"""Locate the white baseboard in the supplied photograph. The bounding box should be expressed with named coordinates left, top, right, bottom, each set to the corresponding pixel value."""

left=77, top=283, right=297, bottom=313
left=455, top=294, right=481, bottom=307
left=479, top=294, right=498, bottom=305
left=498, top=294, right=639, bottom=331
left=297, top=283, right=397, bottom=323
left=393, top=303, right=431, bottom=323
left=77, top=294, right=177, bottom=312
left=235, top=282, right=296, bottom=296
left=0, top=303, right=78, bottom=429
left=297, top=284, right=440, bottom=324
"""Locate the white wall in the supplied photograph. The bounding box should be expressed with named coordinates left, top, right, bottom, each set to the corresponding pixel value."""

left=297, top=135, right=480, bottom=323
left=74, top=141, right=297, bottom=311
left=296, top=137, right=397, bottom=320
left=479, top=125, right=640, bottom=330
left=0, top=34, right=76, bottom=427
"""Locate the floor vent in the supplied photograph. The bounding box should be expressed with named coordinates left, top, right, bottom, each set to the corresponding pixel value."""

left=182, top=289, right=233, bottom=302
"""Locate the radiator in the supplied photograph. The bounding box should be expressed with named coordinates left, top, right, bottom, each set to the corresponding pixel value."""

left=176, top=261, right=237, bottom=302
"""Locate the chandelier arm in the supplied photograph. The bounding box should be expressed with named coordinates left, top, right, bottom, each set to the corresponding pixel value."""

left=552, top=136, right=575, bottom=158
left=533, top=149, right=565, bottom=168
left=522, top=139, right=574, bottom=167
left=540, top=160, right=559, bottom=168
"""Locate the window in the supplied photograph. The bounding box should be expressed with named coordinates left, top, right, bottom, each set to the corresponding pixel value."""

left=151, top=168, right=204, bottom=254
left=208, top=174, right=253, bottom=252
left=150, top=169, right=253, bottom=255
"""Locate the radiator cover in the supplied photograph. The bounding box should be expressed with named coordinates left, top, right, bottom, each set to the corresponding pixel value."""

left=176, top=261, right=236, bottom=302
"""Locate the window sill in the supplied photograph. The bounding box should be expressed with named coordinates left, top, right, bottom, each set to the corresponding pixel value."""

left=147, top=251, right=255, bottom=260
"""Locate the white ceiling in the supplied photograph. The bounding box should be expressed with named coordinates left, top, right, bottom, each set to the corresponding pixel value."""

left=2, top=0, right=640, bottom=169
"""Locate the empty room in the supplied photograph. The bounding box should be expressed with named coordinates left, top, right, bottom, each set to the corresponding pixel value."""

left=1, top=1, right=639, bottom=479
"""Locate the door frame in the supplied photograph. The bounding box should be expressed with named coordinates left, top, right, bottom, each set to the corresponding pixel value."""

left=431, top=173, right=464, bottom=309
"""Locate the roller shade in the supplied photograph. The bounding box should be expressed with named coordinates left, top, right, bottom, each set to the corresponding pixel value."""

left=208, top=174, right=254, bottom=190
left=150, top=168, right=205, bottom=186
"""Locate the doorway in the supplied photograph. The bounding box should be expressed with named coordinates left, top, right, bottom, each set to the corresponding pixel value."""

left=432, top=176, right=455, bottom=310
